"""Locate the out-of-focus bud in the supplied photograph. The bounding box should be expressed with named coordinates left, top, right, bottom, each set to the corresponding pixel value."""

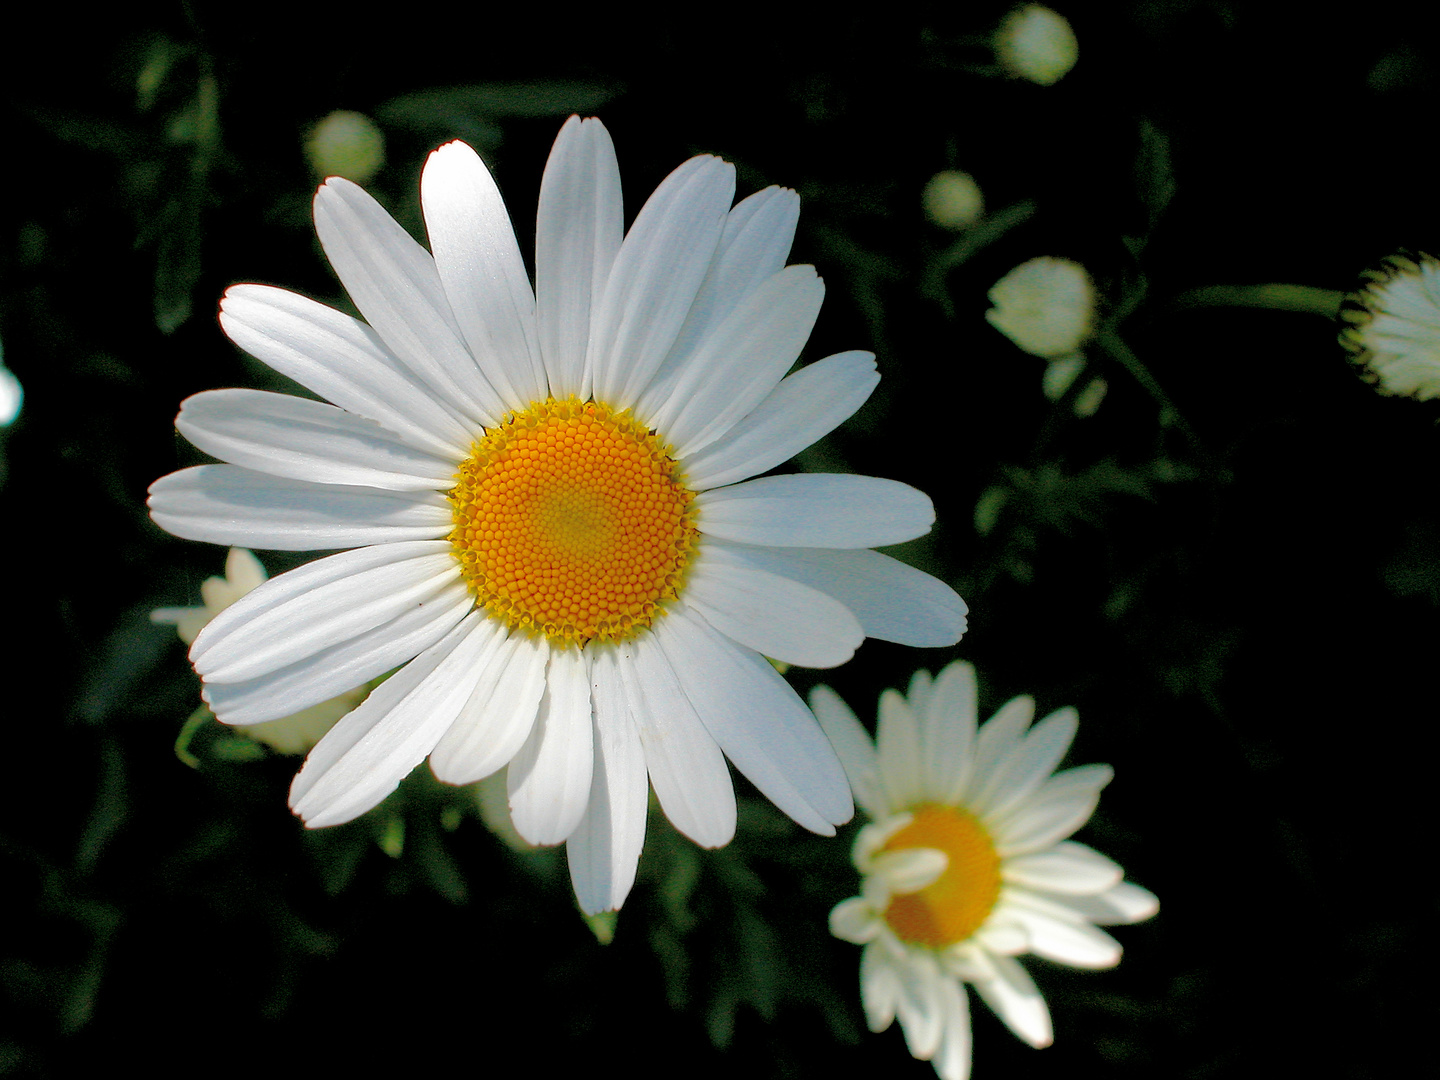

left=995, top=5, right=1079, bottom=86
left=305, top=110, right=386, bottom=184
left=922, top=170, right=985, bottom=230
left=986, top=256, right=1095, bottom=358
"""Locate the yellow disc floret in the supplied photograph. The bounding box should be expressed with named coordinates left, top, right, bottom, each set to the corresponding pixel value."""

left=882, top=804, right=1003, bottom=948
left=448, top=397, right=698, bottom=649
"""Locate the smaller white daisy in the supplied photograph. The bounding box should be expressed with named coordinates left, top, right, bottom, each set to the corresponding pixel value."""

left=922, top=171, right=985, bottom=231
left=995, top=5, right=1079, bottom=87
left=1340, top=252, right=1440, bottom=400
left=812, top=661, right=1157, bottom=1080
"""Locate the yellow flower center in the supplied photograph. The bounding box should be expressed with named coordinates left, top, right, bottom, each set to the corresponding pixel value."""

left=881, top=804, right=1002, bottom=948
left=448, top=397, right=698, bottom=649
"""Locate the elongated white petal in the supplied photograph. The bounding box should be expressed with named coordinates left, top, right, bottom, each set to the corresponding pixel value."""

left=971, top=954, right=1052, bottom=1048
left=658, top=185, right=800, bottom=381
left=644, top=265, right=825, bottom=460
left=971, top=706, right=1078, bottom=819
left=829, top=896, right=882, bottom=945
left=933, top=976, right=973, bottom=1080
left=567, top=648, right=648, bottom=913
left=681, top=351, right=879, bottom=491
left=177, top=389, right=457, bottom=490
left=507, top=647, right=594, bottom=844
left=190, top=541, right=459, bottom=683
left=991, top=764, right=1113, bottom=857
left=219, top=284, right=474, bottom=459
left=205, top=578, right=473, bottom=724
left=1053, top=881, right=1159, bottom=925
left=1002, top=840, right=1124, bottom=894
left=655, top=604, right=852, bottom=834
left=313, top=177, right=507, bottom=427
left=421, top=141, right=546, bottom=410
left=877, top=689, right=928, bottom=811
left=896, top=949, right=946, bottom=1060
left=860, top=943, right=903, bottom=1031
left=921, top=661, right=978, bottom=804
left=536, top=116, right=622, bottom=399
left=289, top=612, right=492, bottom=826
left=965, top=696, right=1035, bottom=803
left=683, top=546, right=863, bottom=668
left=1001, top=889, right=1124, bottom=968
left=148, top=466, right=452, bottom=551
left=807, top=684, right=886, bottom=819
left=624, top=635, right=736, bottom=848
left=699, top=543, right=966, bottom=647
left=870, top=847, right=948, bottom=894
left=588, top=155, right=734, bottom=410
left=428, top=631, right=549, bottom=785
left=696, top=474, right=934, bottom=549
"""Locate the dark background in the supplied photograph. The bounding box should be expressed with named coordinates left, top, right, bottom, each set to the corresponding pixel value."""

left=2, top=2, right=1435, bottom=1076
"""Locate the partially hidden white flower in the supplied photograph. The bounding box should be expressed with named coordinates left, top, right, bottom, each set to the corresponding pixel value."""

left=986, top=256, right=1095, bottom=360
left=995, top=5, right=1079, bottom=86
left=812, top=661, right=1157, bottom=1080
left=152, top=548, right=362, bottom=754
left=147, top=116, right=968, bottom=913
left=1340, top=252, right=1440, bottom=400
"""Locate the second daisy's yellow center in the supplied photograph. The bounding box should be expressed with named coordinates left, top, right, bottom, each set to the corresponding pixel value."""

left=448, top=397, right=698, bottom=648
left=881, top=804, right=1002, bottom=948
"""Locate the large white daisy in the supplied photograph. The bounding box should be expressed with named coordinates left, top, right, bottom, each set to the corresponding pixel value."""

left=812, top=661, right=1157, bottom=1080
left=148, top=117, right=968, bottom=913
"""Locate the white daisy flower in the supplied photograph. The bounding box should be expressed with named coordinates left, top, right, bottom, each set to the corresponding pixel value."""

left=147, top=117, right=968, bottom=913
left=812, top=661, right=1157, bottom=1080
left=1340, top=252, right=1440, bottom=400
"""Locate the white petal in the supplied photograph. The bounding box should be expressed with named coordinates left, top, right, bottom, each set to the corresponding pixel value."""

left=288, top=611, right=492, bottom=826
left=421, top=141, right=546, bottom=410
left=219, top=284, right=474, bottom=460
left=683, top=545, right=863, bottom=668
left=829, top=896, right=883, bottom=945
left=312, top=176, right=507, bottom=427
left=964, top=695, right=1034, bottom=803
left=1056, top=881, right=1160, bottom=925
left=1002, top=840, right=1124, bottom=894
left=681, top=351, right=879, bottom=492
left=176, top=389, right=457, bottom=490
left=588, top=154, right=734, bottom=410
left=896, top=949, right=945, bottom=1060
left=1002, top=890, right=1124, bottom=968
left=624, top=634, right=736, bottom=848
left=860, top=943, right=902, bottom=1032
left=566, top=647, right=649, bottom=913
left=654, top=604, right=852, bottom=834
left=921, top=660, right=978, bottom=804
left=642, top=265, right=824, bottom=460
left=971, top=706, right=1077, bottom=819
left=507, top=647, right=594, bottom=845
left=660, top=185, right=800, bottom=376
left=870, top=847, right=948, bottom=894
left=698, top=543, right=966, bottom=647
left=933, top=977, right=973, bottom=1080
left=190, top=541, right=459, bottom=683
left=536, top=116, right=622, bottom=399
left=877, top=689, right=927, bottom=811
left=148, top=465, right=452, bottom=550
left=695, top=474, right=934, bottom=549
left=971, top=954, right=1053, bottom=1048
left=991, top=764, right=1113, bottom=857
left=807, top=684, right=886, bottom=819
left=204, top=578, right=474, bottom=724
left=428, top=631, right=549, bottom=785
